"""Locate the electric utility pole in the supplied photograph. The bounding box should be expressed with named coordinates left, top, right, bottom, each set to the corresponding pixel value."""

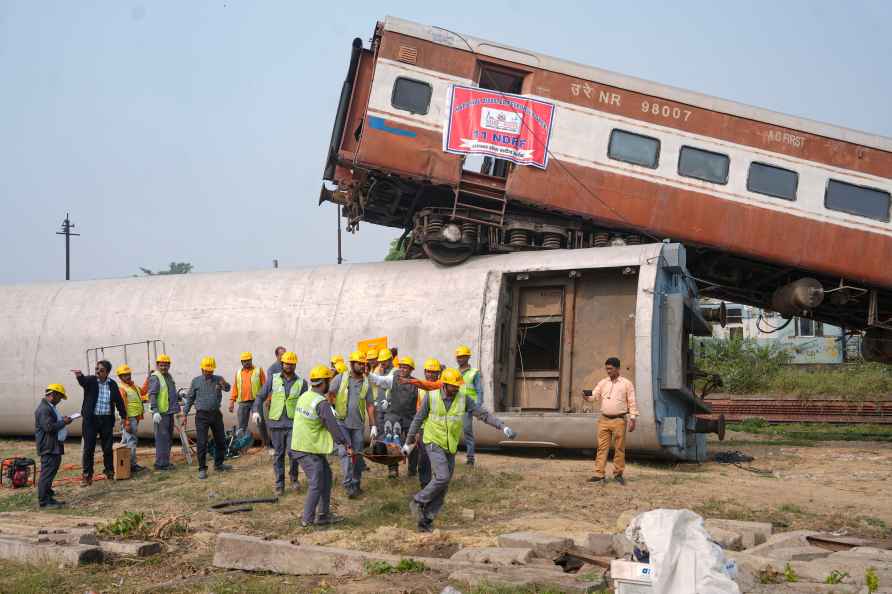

left=56, top=212, right=80, bottom=280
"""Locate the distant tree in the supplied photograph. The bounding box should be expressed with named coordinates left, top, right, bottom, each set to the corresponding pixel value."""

left=140, top=262, right=194, bottom=276
left=384, top=238, right=406, bottom=261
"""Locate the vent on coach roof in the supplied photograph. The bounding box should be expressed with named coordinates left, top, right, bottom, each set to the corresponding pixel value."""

left=397, top=45, right=418, bottom=65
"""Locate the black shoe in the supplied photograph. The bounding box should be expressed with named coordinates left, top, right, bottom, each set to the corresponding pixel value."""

left=198, top=469, right=208, bottom=480
left=39, top=501, right=65, bottom=509
left=614, top=475, right=626, bottom=486
left=131, top=464, right=146, bottom=472
left=347, top=489, right=360, bottom=499
left=588, top=476, right=605, bottom=483
left=214, top=463, right=233, bottom=472
left=48, top=498, right=66, bottom=506
left=409, top=499, right=423, bottom=521
left=275, top=485, right=285, bottom=497
left=316, top=514, right=345, bottom=525
left=417, top=521, right=433, bottom=533
left=465, top=459, right=475, bottom=466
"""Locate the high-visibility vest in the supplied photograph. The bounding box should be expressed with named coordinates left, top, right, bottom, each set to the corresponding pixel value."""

left=423, top=390, right=465, bottom=454
left=334, top=372, right=369, bottom=422
left=120, top=383, right=144, bottom=418
left=269, top=373, right=304, bottom=421
left=460, top=368, right=480, bottom=402
left=417, top=388, right=440, bottom=430
left=291, top=391, right=334, bottom=455
left=153, top=371, right=170, bottom=413
left=234, top=366, right=262, bottom=402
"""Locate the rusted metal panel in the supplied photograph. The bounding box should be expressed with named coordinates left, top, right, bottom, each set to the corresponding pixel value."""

left=518, top=286, right=563, bottom=317
left=570, top=269, right=638, bottom=413
left=506, top=161, right=892, bottom=289
left=355, top=118, right=461, bottom=185
left=515, top=375, right=560, bottom=410
left=339, top=50, right=375, bottom=157
left=378, top=30, right=476, bottom=79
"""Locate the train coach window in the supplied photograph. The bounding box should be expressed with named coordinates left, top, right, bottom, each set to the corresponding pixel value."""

left=678, top=146, right=729, bottom=184
left=747, top=162, right=798, bottom=201
left=825, top=179, right=891, bottom=222
left=608, top=129, right=660, bottom=169
left=391, top=77, right=432, bottom=115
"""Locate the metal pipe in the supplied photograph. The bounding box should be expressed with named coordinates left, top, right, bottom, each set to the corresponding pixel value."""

left=322, top=38, right=363, bottom=181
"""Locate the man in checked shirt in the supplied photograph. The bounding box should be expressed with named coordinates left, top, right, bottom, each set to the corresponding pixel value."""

left=583, top=357, right=638, bottom=486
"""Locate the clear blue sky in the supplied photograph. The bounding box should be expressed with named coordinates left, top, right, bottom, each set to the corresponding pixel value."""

left=1, top=1, right=890, bottom=284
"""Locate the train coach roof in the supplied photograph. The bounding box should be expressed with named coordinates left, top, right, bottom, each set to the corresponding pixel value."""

left=384, top=16, right=892, bottom=154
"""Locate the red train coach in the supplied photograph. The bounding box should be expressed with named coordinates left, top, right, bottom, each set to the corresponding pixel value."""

left=321, top=17, right=892, bottom=357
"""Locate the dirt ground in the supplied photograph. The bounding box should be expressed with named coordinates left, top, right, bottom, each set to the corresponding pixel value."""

left=1, top=430, right=891, bottom=593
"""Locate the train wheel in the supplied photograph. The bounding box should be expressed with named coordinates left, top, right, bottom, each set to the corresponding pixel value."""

left=422, top=240, right=476, bottom=266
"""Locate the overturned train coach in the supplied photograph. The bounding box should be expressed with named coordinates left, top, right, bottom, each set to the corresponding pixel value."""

left=321, top=17, right=892, bottom=359
left=0, top=244, right=723, bottom=461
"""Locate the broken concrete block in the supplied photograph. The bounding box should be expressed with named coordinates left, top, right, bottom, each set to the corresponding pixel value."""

left=611, top=533, right=636, bottom=559
left=497, top=532, right=572, bottom=560
left=828, top=546, right=892, bottom=563
left=745, top=530, right=820, bottom=558
left=704, top=519, right=771, bottom=549
left=707, top=525, right=743, bottom=551
left=0, top=535, right=102, bottom=566
left=450, top=547, right=533, bottom=566
left=579, top=533, right=613, bottom=556
left=0, top=523, right=98, bottom=546
left=460, top=508, right=476, bottom=521
left=615, top=510, right=638, bottom=532
left=98, top=539, right=162, bottom=557
left=448, top=565, right=604, bottom=593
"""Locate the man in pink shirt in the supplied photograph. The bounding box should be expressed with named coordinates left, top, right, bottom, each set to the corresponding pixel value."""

left=583, top=357, right=638, bottom=485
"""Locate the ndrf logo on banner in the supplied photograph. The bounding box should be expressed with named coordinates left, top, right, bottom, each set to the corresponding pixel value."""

left=443, top=85, right=556, bottom=169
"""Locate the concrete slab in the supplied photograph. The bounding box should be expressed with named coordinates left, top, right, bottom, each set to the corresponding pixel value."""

left=497, top=531, right=572, bottom=560
left=448, top=566, right=604, bottom=593
left=450, top=547, right=533, bottom=566
left=0, top=535, right=102, bottom=566
left=704, top=519, right=772, bottom=549
left=707, top=525, right=743, bottom=551
left=745, top=531, right=821, bottom=558
left=99, top=539, right=162, bottom=557
left=579, top=533, right=614, bottom=556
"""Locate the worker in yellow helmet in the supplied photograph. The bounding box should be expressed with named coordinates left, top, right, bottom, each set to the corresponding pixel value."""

left=35, top=384, right=74, bottom=508
left=328, top=350, right=374, bottom=498
left=116, top=364, right=146, bottom=473
left=364, top=349, right=379, bottom=375
left=229, top=352, right=267, bottom=439
left=252, top=351, right=306, bottom=495
left=291, top=364, right=353, bottom=527
left=330, top=355, right=347, bottom=376
left=368, top=354, right=416, bottom=479
left=399, top=358, right=442, bottom=487
left=148, top=354, right=179, bottom=471
left=455, top=345, right=483, bottom=466
left=183, top=357, right=232, bottom=480
left=404, top=367, right=516, bottom=532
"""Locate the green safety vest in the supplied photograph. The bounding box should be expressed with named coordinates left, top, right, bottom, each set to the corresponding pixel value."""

left=459, top=368, right=480, bottom=402
left=153, top=371, right=170, bottom=413
left=417, top=389, right=440, bottom=431
left=291, top=391, right=334, bottom=454
left=423, top=390, right=466, bottom=454
left=335, top=372, right=369, bottom=421
left=121, top=383, right=144, bottom=418
left=234, top=366, right=262, bottom=402
left=269, top=373, right=304, bottom=421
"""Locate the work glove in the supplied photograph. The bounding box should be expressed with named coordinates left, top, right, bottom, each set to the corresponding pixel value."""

left=379, top=399, right=389, bottom=411
left=503, top=426, right=517, bottom=440
left=251, top=412, right=261, bottom=425
left=369, top=425, right=378, bottom=440
left=152, top=412, right=162, bottom=425
left=401, top=443, right=414, bottom=457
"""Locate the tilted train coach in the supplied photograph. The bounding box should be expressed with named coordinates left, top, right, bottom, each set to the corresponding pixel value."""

left=321, top=16, right=892, bottom=359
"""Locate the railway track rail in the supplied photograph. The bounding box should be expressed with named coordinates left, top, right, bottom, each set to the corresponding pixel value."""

left=706, top=398, right=892, bottom=424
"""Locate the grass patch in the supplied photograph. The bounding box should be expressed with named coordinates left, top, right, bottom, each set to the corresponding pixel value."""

left=364, top=558, right=427, bottom=575
left=778, top=503, right=803, bottom=514
left=0, top=491, right=34, bottom=512
left=467, top=584, right=589, bottom=594
left=728, top=419, right=892, bottom=443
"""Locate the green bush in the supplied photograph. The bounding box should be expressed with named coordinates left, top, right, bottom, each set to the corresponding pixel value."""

left=695, top=338, right=791, bottom=393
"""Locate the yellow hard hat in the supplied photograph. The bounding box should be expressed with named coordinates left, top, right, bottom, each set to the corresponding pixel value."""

left=331, top=354, right=344, bottom=364
left=399, top=356, right=416, bottom=369
left=240, top=352, right=253, bottom=362
left=156, top=354, right=171, bottom=364
left=440, top=367, right=464, bottom=387
left=309, top=364, right=335, bottom=381
left=423, top=358, right=442, bottom=372
left=200, top=356, right=217, bottom=372
left=366, top=349, right=378, bottom=361
left=455, top=345, right=472, bottom=357
left=116, top=364, right=132, bottom=377
left=45, top=383, right=67, bottom=399
left=335, top=361, right=348, bottom=374
left=348, top=350, right=367, bottom=363
left=281, top=351, right=298, bottom=365
left=377, top=349, right=393, bottom=362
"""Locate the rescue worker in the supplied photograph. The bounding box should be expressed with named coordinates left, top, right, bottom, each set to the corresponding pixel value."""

left=183, top=357, right=232, bottom=480
left=148, top=354, right=179, bottom=471
left=330, top=354, right=347, bottom=376
left=583, top=356, right=638, bottom=485
left=290, top=364, right=352, bottom=527
left=35, top=384, right=73, bottom=509
left=260, top=346, right=288, bottom=452
left=368, top=349, right=396, bottom=430
left=116, top=364, right=146, bottom=472
left=229, top=352, right=266, bottom=438
left=252, top=351, right=305, bottom=495
left=455, top=345, right=484, bottom=466
left=404, top=368, right=516, bottom=532
left=365, top=349, right=379, bottom=375
left=368, top=355, right=417, bottom=479
left=399, top=358, right=442, bottom=486
left=328, top=350, right=376, bottom=498
left=72, top=360, right=127, bottom=486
